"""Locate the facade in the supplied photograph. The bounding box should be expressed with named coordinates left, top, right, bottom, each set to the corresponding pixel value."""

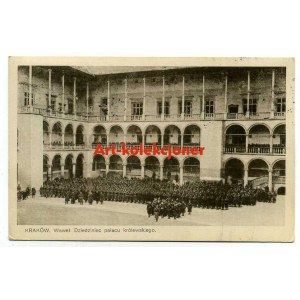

left=17, top=66, right=286, bottom=194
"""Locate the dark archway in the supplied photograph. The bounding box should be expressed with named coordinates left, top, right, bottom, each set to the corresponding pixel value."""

left=43, top=121, right=50, bottom=146
left=225, top=158, right=244, bottom=181
left=277, top=187, right=286, bottom=195
left=93, top=155, right=106, bottom=174
left=76, top=125, right=84, bottom=146
left=127, top=156, right=141, bottom=177
left=183, top=157, right=200, bottom=181
left=145, top=156, right=160, bottom=179
left=75, top=154, right=84, bottom=178
left=64, top=124, right=73, bottom=147
left=163, top=156, right=179, bottom=181
left=109, top=155, right=123, bottom=172
left=65, top=154, right=73, bottom=179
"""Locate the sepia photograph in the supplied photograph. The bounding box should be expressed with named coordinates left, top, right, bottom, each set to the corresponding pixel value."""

left=9, top=57, right=295, bottom=241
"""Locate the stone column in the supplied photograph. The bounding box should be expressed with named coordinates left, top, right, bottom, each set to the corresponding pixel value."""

left=160, top=164, right=164, bottom=181
left=201, top=75, right=205, bottom=119
left=61, top=164, right=65, bottom=177
left=181, top=76, right=185, bottom=120
left=243, top=168, right=248, bottom=187
left=179, top=165, right=184, bottom=186
left=73, top=77, right=77, bottom=115
left=48, top=164, right=52, bottom=181
left=124, top=79, right=127, bottom=121
left=72, top=163, right=76, bottom=177
left=49, top=131, right=52, bottom=149
left=246, top=134, right=249, bottom=153
left=62, top=133, right=65, bottom=149
left=142, top=76, right=146, bottom=120
left=86, top=82, right=89, bottom=116
left=105, top=162, right=109, bottom=175
left=73, top=134, right=76, bottom=147
left=141, top=163, right=145, bottom=179
left=107, top=80, right=110, bottom=121
left=270, top=69, right=275, bottom=118
left=142, top=133, right=145, bottom=147
left=181, top=133, right=184, bottom=148
left=48, top=69, right=52, bottom=111
left=62, top=72, right=65, bottom=114
left=246, top=71, right=250, bottom=118
left=29, top=65, right=33, bottom=106
left=268, top=169, right=273, bottom=191
left=161, top=133, right=164, bottom=147
left=224, top=74, right=228, bottom=118
left=123, top=163, right=127, bottom=177
left=270, top=134, right=273, bottom=154
left=161, top=75, right=165, bottom=121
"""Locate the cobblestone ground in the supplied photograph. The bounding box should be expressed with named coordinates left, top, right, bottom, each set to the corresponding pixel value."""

left=17, top=196, right=285, bottom=226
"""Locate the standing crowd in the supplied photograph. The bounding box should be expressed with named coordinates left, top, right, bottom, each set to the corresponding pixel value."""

left=18, top=173, right=276, bottom=222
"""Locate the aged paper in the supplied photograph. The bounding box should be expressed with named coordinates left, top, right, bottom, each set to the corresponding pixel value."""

left=8, top=57, right=295, bottom=241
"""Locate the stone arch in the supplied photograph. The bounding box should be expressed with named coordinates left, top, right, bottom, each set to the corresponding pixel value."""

left=164, top=125, right=181, bottom=145
left=43, top=121, right=50, bottom=145
left=76, top=124, right=85, bottom=145
left=144, top=156, right=160, bottom=179
left=277, top=186, right=286, bottom=195
left=43, top=154, right=50, bottom=181
left=273, top=124, right=286, bottom=149
left=52, top=122, right=63, bottom=146
left=183, top=156, right=200, bottom=181
left=183, top=124, right=200, bottom=145
left=225, top=124, right=246, bottom=144
left=52, top=154, right=62, bottom=179
left=109, top=155, right=123, bottom=172
left=64, top=154, right=74, bottom=179
left=75, top=153, right=84, bottom=178
left=64, top=124, right=74, bottom=147
left=248, top=158, right=269, bottom=178
left=145, top=125, right=162, bottom=145
left=92, top=154, right=106, bottom=175
left=126, top=125, right=143, bottom=145
left=163, top=156, right=180, bottom=181
left=224, top=158, right=245, bottom=182
left=273, top=159, right=285, bottom=177
left=92, top=125, right=107, bottom=145
left=109, top=125, right=124, bottom=144
left=126, top=156, right=141, bottom=177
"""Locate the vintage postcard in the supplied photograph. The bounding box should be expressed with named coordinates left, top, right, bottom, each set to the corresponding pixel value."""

left=8, top=57, right=295, bottom=241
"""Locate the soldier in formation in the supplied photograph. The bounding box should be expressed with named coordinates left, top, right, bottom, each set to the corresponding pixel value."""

left=39, top=173, right=275, bottom=218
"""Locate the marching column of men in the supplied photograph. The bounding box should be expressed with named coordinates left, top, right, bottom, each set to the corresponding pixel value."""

left=31, top=173, right=276, bottom=222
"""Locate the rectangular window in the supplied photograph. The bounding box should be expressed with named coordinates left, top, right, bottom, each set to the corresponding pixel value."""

left=178, top=99, right=192, bottom=114
left=157, top=100, right=170, bottom=115
left=46, top=94, right=57, bottom=111
left=24, top=92, right=34, bottom=106
left=276, top=97, right=286, bottom=113
left=243, top=98, right=257, bottom=114
left=51, top=98, right=56, bottom=111
left=68, top=99, right=73, bottom=114
left=205, top=99, right=214, bottom=114
left=88, top=96, right=94, bottom=107
left=228, top=104, right=239, bottom=113
left=132, top=102, right=143, bottom=115
left=100, top=97, right=108, bottom=115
